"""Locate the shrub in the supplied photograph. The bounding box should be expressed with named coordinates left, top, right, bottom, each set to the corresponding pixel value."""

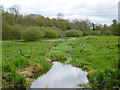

left=45, top=28, right=58, bottom=38
left=52, top=27, right=65, bottom=37
left=40, top=26, right=65, bottom=37
left=101, top=30, right=112, bottom=35
left=20, top=26, right=44, bottom=41
left=65, top=30, right=81, bottom=37
left=78, top=30, right=83, bottom=36
left=92, top=31, right=102, bottom=36
left=2, top=21, right=13, bottom=40
left=12, top=24, right=24, bottom=39
left=40, top=26, right=46, bottom=32
left=83, top=29, right=93, bottom=36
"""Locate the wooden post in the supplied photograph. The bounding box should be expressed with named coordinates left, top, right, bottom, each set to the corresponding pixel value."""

left=20, top=48, right=24, bottom=56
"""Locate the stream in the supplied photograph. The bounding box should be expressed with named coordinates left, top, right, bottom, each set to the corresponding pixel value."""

left=30, top=62, right=88, bottom=88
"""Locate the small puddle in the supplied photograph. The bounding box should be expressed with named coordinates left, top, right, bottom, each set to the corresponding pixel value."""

left=30, top=62, right=88, bottom=88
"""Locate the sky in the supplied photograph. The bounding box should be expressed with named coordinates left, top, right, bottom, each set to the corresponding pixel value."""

left=0, top=0, right=119, bottom=25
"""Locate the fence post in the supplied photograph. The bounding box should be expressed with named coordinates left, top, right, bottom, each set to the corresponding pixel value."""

left=20, top=48, right=24, bottom=56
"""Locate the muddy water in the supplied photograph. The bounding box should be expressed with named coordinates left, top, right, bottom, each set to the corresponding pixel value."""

left=31, top=62, right=88, bottom=88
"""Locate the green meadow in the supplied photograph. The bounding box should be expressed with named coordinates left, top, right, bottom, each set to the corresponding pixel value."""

left=1, top=3, right=119, bottom=89
left=2, top=36, right=119, bottom=88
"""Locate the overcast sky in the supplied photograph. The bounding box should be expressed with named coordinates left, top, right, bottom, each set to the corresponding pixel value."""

left=0, top=0, right=119, bottom=25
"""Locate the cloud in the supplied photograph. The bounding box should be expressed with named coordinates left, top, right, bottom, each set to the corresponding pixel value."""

left=0, top=0, right=118, bottom=25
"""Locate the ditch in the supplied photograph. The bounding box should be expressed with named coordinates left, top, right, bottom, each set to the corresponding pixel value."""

left=30, top=61, right=88, bottom=88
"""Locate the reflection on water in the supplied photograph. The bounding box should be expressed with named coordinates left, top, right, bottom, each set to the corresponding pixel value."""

left=31, top=62, right=88, bottom=88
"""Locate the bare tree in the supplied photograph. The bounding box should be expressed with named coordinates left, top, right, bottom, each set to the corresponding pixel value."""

left=92, top=23, right=95, bottom=30
left=57, top=13, right=64, bottom=20
left=9, top=5, right=20, bottom=24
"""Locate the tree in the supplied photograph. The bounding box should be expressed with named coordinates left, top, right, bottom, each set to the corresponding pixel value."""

left=60, top=22, right=66, bottom=31
left=8, top=5, right=20, bottom=24
left=111, top=20, right=118, bottom=36
left=99, top=24, right=111, bottom=35
left=57, top=13, right=64, bottom=20
left=92, top=23, right=95, bottom=30
left=73, top=19, right=91, bottom=30
left=2, top=11, right=14, bottom=25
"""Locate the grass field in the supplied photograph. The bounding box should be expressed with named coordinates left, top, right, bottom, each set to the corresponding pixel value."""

left=2, top=36, right=119, bottom=88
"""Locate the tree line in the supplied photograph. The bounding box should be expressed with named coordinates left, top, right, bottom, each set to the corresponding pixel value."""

left=2, top=5, right=119, bottom=41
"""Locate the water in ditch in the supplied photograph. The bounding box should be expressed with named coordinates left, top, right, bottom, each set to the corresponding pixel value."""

left=30, top=62, right=88, bottom=88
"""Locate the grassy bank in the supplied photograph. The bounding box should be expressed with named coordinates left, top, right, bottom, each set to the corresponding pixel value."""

left=69, top=36, right=119, bottom=88
left=2, top=38, right=64, bottom=88
left=48, top=36, right=119, bottom=88
left=69, top=36, right=118, bottom=70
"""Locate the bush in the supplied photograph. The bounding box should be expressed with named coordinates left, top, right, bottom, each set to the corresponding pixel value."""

left=83, top=29, right=93, bottom=36
left=52, top=27, right=65, bottom=37
left=2, top=21, right=13, bottom=40
left=40, top=26, right=65, bottom=38
left=45, top=27, right=58, bottom=38
left=101, top=30, right=112, bottom=35
left=12, top=24, right=24, bottom=39
left=78, top=30, right=83, bottom=36
left=92, top=31, right=102, bottom=36
left=20, top=26, right=44, bottom=41
left=65, top=30, right=82, bottom=37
